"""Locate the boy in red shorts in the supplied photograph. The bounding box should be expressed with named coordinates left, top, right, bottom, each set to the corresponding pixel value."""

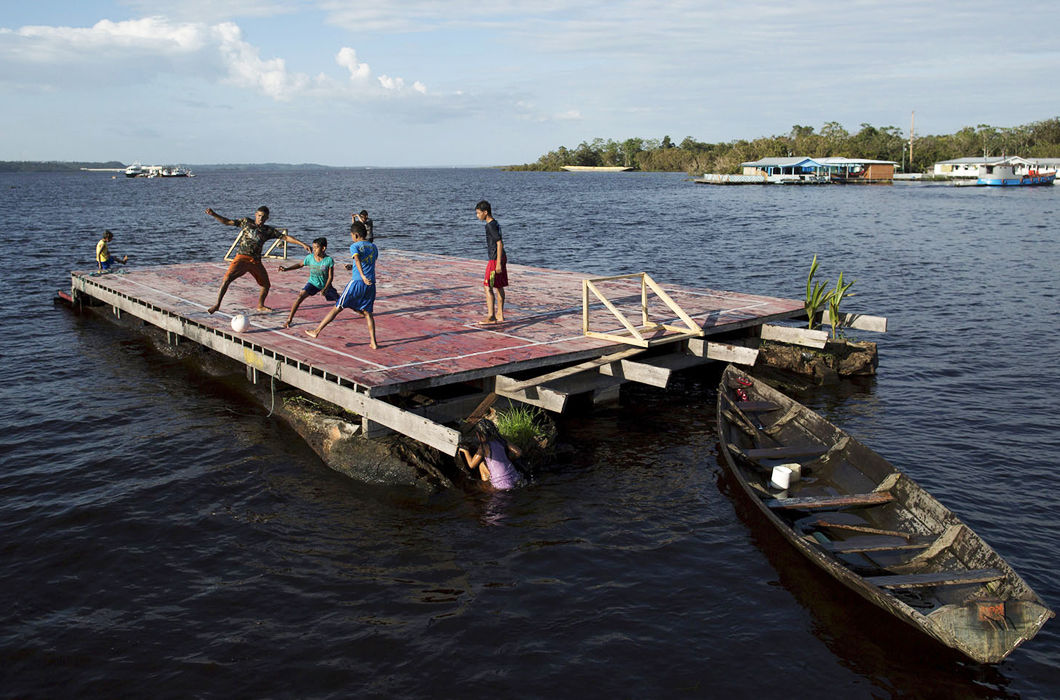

left=475, top=200, right=508, bottom=323
left=204, top=205, right=310, bottom=314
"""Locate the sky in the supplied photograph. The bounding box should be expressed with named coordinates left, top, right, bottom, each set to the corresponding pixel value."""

left=1, top=1, right=1058, bottom=167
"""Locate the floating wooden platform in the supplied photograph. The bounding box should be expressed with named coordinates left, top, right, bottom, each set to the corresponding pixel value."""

left=69, top=250, right=804, bottom=454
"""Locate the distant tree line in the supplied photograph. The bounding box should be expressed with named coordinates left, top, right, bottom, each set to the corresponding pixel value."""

left=506, top=117, right=1060, bottom=174
left=0, top=160, right=126, bottom=172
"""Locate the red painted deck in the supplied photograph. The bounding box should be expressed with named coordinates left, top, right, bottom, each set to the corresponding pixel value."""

left=73, top=250, right=804, bottom=396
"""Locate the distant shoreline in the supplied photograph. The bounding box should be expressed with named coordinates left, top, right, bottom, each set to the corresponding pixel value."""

left=0, top=161, right=504, bottom=172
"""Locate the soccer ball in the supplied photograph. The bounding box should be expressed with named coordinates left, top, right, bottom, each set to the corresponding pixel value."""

left=231, top=314, right=248, bottom=333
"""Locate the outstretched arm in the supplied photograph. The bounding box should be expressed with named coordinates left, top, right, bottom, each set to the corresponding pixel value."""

left=280, top=230, right=312, bottom=251
left=205, top=208, right=237, bottom=226
left=278, top=262, right=305, bottom=272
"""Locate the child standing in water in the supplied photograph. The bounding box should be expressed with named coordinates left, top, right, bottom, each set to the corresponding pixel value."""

left=277, top=237, right=338, bottom=328
left=305, top=221, right=378, bottom=349
left=459, top=420, right=523, bottom=490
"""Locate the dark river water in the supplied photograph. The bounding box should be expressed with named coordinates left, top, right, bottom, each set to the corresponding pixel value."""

left=1, top=169, right=1058, bottom=698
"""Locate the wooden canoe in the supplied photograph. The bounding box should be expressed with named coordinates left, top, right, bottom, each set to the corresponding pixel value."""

left=716, top=365, right=1053, bottom=663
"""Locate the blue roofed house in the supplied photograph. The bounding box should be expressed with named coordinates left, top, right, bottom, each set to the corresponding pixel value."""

left=741, top=156, right=897, bottom=183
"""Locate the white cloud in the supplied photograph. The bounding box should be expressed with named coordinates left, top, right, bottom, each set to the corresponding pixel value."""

left=335, top=47, right=370, bottom=81
left=0, top=15, right=428, bottom=101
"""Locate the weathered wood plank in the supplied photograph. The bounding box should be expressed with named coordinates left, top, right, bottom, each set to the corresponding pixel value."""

left=866, top=569, right=1003, bottom=589
left=503, top=347, right=645, bottom=392
left=810, top=520, right=916, bottom=540
left=767, top=491, right=894, bottom=510
left=736, top=401, right=780, bottom=413
left=820, top=538, right=932, bottom=554
left=597, top=352, right=711, bottom=388
left=686, top=338, right=759, bottom=366
left=760, top=324, right=829, bottom=349
left=821, top=310, right=888, bottom=333
left=743, top=445, right=828, bottom=460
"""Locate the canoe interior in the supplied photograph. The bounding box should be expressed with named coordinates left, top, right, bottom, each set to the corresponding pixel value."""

left=716, top=365, right=1053, bottom=663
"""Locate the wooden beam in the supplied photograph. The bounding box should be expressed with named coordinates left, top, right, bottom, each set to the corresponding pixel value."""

left=821, top=310, right=888, bottom=333
left=768, top=491, right=894, bottom=510
left=596, top=352, right=709, bottom=388
left=811, top=520, right=916, bottom=540
left=743, top=445, right=829, bottom=460
left=502, top=347, right=645, bottom=393
left=866, top=569, right=1003, bottom=589
left=494, top=376, right=568, bottom=412
left=686, top=338, right=759, bottom=366
left=760, top=324, right=829, bottom=349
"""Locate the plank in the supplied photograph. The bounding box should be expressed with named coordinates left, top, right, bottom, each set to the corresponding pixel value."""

left=461, top=392, right=498, bottom=425
left=736, top=401, right=780, bottom=413
left=811, top=520, right=916, bottom=540
left=686, top=338, right=759, bottom=366
left=821, top=310, right=888, bottom=333
left=743, top=445, right=828, bottom=460
left=820, top=538, right=932, bottom=554
left=866, top=569, right=1003, bottom=589
left=767, top=491, right=894, bottom=510
left=503, top=347, right=645, bottom=392
left=760, top=324, right=829, bottom=349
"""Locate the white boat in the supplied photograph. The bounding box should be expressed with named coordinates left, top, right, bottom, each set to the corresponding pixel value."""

left=160, top=166, right=191, bottom=177
left=124, top=163, right=143, bottom=178
left=976, top=163, right=1056, bottom=186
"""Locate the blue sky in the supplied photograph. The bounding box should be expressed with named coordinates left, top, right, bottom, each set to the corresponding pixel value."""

left=1, top=1, right=1058, bottom=166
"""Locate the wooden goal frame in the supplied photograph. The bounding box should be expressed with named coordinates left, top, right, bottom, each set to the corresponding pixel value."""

left=223, top=230, right=294, bottom=262
left=582, top=273, right=703, bottom=347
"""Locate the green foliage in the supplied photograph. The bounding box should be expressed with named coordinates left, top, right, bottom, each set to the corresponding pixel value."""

left=492, top=404, right=546, bottom=454
left=805, top=254, right=831, bottom=331
left=828, top=271, right=856, bottom=339
left=505, top=116, right=1060, bottom=174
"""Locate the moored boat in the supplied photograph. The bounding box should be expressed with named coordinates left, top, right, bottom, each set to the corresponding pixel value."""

left=976, top=163, right=1056, bottom=186
left=716, top=365, right=1052, bottom=663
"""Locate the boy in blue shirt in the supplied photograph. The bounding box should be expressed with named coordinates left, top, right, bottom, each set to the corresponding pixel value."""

left=305, top=222, right=378, bottom=349
left=277, top=237, right=338, bottom=328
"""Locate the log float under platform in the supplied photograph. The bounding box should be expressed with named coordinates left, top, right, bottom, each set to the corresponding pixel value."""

left=68, top=250, right=806, bottom=456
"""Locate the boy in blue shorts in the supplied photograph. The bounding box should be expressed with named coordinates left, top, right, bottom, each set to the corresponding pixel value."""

left=305, top=221, right=379, bottom=349
left=277, top=237, right=339, bottom=328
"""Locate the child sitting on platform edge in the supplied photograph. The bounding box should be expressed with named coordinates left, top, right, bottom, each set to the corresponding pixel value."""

left=95, top=230, right=128, bottom=272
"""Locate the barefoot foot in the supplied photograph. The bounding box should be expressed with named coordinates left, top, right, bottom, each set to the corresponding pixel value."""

left=207, top=305, right=219, bottom=314
left=257, top=305, right=273, bottom=312
left=305, top=329, right=319, bottom=338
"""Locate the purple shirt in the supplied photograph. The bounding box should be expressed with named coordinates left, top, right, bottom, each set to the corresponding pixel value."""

left=484, top=440, right=520, bottom=490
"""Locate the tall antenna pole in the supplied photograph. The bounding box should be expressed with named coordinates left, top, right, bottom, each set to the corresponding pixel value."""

left=909, top=111, right=915, bottom=171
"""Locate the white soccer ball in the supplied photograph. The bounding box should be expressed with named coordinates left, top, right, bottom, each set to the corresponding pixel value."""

left=231, top=314, right=248, bottom=333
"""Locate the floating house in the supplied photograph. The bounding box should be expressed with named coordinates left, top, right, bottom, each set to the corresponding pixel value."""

left=932, top=155, right=1059, bottom=182
left=933, top=156, right=1021, bottom=179
left=739, top=156, right=897, bottom=184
